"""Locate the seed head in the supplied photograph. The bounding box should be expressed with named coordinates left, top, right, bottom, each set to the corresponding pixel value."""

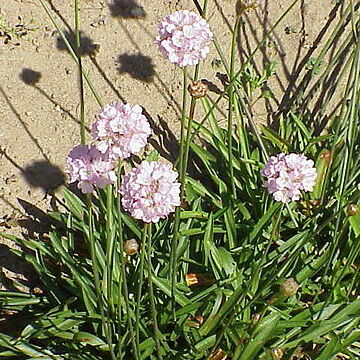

left=279, top=278, right=299, bottom=297
left=346, top=204, right=359, bottom=216
left=124, top=239, right=139, bottom=255
left=270, top=348, right=284, bottom=359
left=188, top=81, right=208, bottom=99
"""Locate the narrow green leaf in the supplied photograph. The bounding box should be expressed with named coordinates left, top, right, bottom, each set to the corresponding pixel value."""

left=204, top=213, right=214, bottom=269
left=234, top=312, right=280, bottom=360
left=152, top=277, right=189, bottom=306
left=249, top=203, right=281, bottom=242
left=73, top=331, right=107, bottom=346
left=259, top=124, right=290, bottom=151
left=289, top=112, right=312, bottom=140
left=62, top=186, right=86, bottom=220
left=312, top=149, right=332, bottom=199
left=194, top=335, right=216, bottom=352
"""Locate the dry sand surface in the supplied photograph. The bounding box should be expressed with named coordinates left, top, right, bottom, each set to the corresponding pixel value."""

left=0, top=0, right=354, bottom=287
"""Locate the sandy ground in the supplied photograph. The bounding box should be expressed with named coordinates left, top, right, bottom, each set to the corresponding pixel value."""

left=0, top=0, right=355, bottom=288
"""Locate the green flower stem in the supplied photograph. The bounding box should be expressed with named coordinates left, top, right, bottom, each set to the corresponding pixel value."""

left=39, top=0, right=103, bottom=107
left=135, top=224, right=147, bottom=352
left=87, top=195, right=116, bottom=360
left=74, top=0, right=85, bottom=144
left=116, top=164, right=140, bottom=360
left=227, top=17, right=240, bottom=198
left=171, top=0, right=209, bottom=300
left=325, top=24, right=360, bottom=297
left=105, top=185, right=115, bottom=315
left=181, top=0, right=208, bottom=178
left=181, top=99, right=196, bottom=191
left=192, top=0, right=209, bottom=17
left=234, top=97, right=253, bottom=178
left=75, top=1, right=113, bottom=355
left=146, top=223, right=163, bottom=360
left=74, top=0, right=113, bottom=353
left=190, top=0, right=301, bottom=144
left=178, top=67, right=189, bottom=194
left=170, top=67, right=188, bottom=317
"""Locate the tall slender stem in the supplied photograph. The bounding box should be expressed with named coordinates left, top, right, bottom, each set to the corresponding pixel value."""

left=181, top=94, right=196, bottom=200
left=325, top=24, right=360, bottom=293
left=74, top=0, right=85, bottom=144
left=178, top=67, right=189, bottom=192
left=75, top=2, right=113, bottom=357
left=146, top=223, right=163, bottom=360
left=105, top=186, right=114, bottom=314
left=135, top=226, right=147, bottom=352
left=87, top=196, right=116, bottom=360
left=116, top=164, right=140, bottom=360
left=227, top=17, right=240, bottom=198
left=170, top=67, right=188, bottom=317
left=39, top=0, right=103, bottom=107
left=180, top=0, right=208, bottom=175
left=190, top=0, right=301, bottom=143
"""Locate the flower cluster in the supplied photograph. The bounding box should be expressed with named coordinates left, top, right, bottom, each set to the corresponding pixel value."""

left=66, top=10, right=316, bottom=224
left=156, top=10, right=213, bottom=67
left=120, top=161, right=181, bottom=223
left=262, top=153, right=317, bottom=203
left=66, top=145, right=116, bottom=194
left=92, top=101, right=151, bottom=160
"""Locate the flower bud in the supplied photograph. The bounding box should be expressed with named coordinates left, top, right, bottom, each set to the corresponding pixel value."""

left=279, top=278, right=299, bottom=297
left=270, top=348, right=284, bottom=359
left=210, top=348, right=227, bottom=360
left=185, top=273, right=214, bottom=287
left=187, top=81, right=208, bottom=99
left=124, top=239, right=139, bottom=255
left=32, top=287, right=43, bottom=295
left=346, top=204, right=359, bottom=216
left=251, top=313, right=261, bottom=325
left=186, top=315, right=205, bottom=328
left=308, top=199, right=321, bottom=208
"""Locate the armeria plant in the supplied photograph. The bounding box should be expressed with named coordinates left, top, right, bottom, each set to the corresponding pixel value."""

left=1, top=0, right=360, bottom=359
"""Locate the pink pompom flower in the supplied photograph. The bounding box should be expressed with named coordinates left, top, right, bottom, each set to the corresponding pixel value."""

left=120, top=161, right=181, bottom=223
left=91, top=101, right=151, bottom=160
left=156, top=10, right=213, bottom=67
left=66, top=144, right=116, bottom=194
left=261, top=153, right=317, bottom=203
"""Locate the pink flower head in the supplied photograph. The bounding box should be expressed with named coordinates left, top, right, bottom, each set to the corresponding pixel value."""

left=66, top=144, right=116, bottom=193
left=261, top=153, right=317, bottom=203
left=92, top=101, right=151, bottom=160
left=156, top=10, right=213, bottom=67
left=120, top=161, right=181, bottom=223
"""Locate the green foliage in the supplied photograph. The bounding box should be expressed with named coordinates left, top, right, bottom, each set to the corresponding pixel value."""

left=0, top=15, right=38, bottom=45
left=305, top=57, right=325, bottom=76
